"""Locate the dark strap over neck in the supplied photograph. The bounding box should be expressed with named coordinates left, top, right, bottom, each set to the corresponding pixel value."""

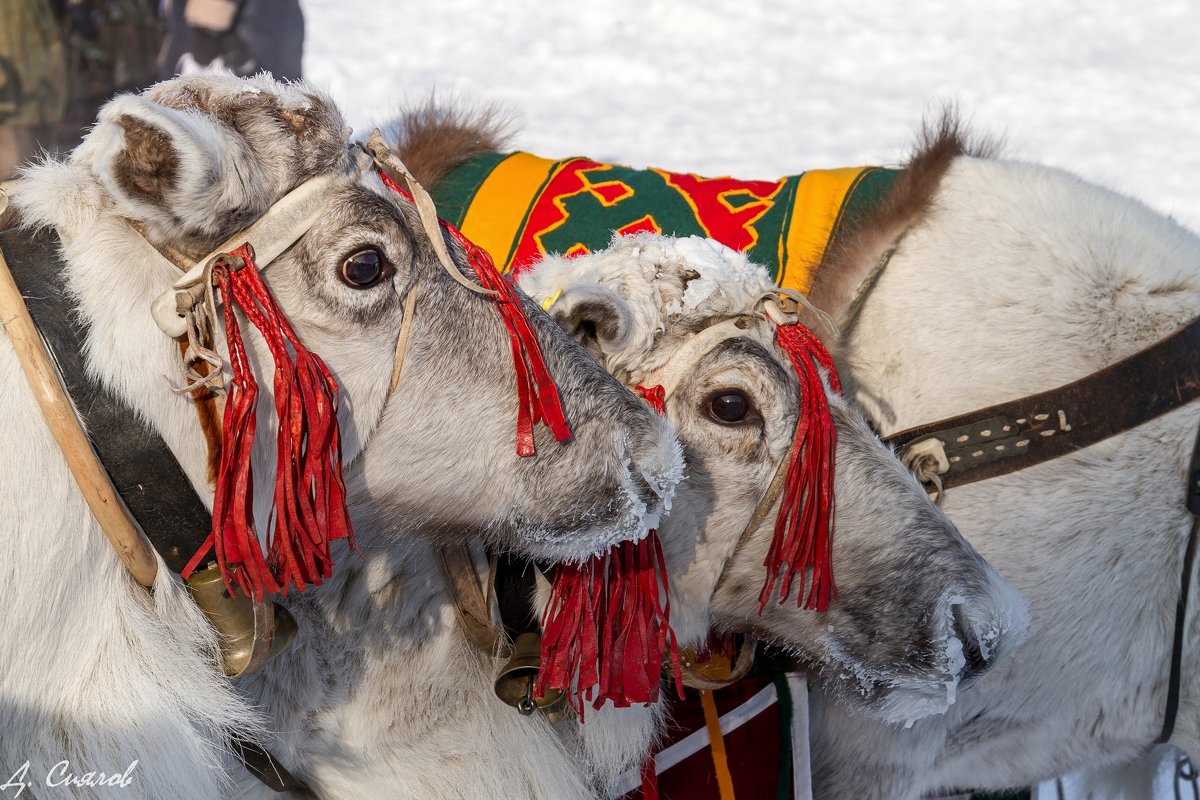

left=0, top=225, right=212, bottom=572
left=886, top=315, right=1200, bottom=489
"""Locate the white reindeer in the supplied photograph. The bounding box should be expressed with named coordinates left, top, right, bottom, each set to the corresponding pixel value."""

left=0, top=74, right=683, bottom=800
left=521, top=234, right=1030, bottom=789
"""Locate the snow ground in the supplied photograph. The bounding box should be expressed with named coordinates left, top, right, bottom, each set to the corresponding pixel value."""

left=303, top=0, right=1200, bottom=231
left=301, top=2, right=1199, bottom=796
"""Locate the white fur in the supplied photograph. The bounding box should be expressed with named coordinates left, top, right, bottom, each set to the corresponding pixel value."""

left=2, top=159, right=253, bottom=799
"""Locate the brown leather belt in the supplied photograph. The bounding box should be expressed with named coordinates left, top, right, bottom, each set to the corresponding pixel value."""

left=886, top=315, right=1200, bottom=489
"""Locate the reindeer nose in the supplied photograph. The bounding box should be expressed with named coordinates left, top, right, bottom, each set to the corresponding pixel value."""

left=951, top=602, right=992, bottom=686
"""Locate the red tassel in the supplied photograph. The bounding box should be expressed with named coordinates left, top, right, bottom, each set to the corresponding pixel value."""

left=375, top=169, right=570, bottom=456
left=183, top=244, right=354, bottom=601
left=759, top=321, right=839, bottom=612
left=633, top=384, right=666, bottom=414
left=535, top=384, right=682, bottom=716
left=535, top=531, right=681, bottom=716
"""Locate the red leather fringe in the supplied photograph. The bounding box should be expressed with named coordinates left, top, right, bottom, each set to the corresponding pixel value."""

left=633, top=383, right=666, bottom=414
left=375, top=169, right=570, bottom=455
left=535, top=530, right=681, bottom=716
left=759, top=321, right=840, bottom=612
left=535, top=384, right=682, bottom=716
left=183, top=244, right=353, bottom=601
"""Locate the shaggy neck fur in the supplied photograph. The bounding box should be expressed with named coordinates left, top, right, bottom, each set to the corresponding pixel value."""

left=235, top=527, right=613, bottom=800
left=2, top=161, right=259, bottom=798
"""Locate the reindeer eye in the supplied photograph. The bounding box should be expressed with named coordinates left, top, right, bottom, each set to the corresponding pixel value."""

left=707, top=392, right=752, bottom=424
left=340, top=248, right=390, bottom=288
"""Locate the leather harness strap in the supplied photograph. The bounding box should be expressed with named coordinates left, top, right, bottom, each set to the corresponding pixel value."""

left=1157, top=423, right=1200, bottom=745
left=1, top=226, right=213, bottom=573
left=886, top=315, right=1200, bottom=489
left=437, top=545, right=501, bottom=653
left=878, top=306, right=1200, bottom=749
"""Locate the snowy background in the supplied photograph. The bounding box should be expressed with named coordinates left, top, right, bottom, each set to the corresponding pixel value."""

left=303, top=0, right=1200, bottom=230
left=301, top=1, right=1198, bottom=795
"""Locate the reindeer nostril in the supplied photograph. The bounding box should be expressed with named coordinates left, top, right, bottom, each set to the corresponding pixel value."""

left=952, top=603, right=990, bottom=683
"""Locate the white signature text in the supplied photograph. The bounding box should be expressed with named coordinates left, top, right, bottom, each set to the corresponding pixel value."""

left=1, top=760, right=139, bottom=797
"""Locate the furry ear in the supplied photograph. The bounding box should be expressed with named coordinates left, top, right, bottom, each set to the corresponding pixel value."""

left=548, top=284, right=636, bottom=363
left=77, top=76, right=352, bottom=251
left=82, top=93, right=269, bottom=248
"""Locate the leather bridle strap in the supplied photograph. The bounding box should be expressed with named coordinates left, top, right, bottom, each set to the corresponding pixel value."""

left=886, top=315, right=1200, bottom=490
left=437, top=545, right=500, bottom=653
left=657, top=318, right=751, bottom=402
left=725, top=451, right=791, bottom=567
left=660, top=315, right=797, bottom=597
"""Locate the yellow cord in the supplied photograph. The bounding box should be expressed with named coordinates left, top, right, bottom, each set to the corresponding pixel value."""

left=700, top=690, right=737, bottom=800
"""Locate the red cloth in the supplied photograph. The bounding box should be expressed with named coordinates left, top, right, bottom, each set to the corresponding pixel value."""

left=623, top=675, right=787, bottom=800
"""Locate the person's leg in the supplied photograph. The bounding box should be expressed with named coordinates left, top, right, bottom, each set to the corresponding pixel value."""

left=235, top=0, right=303, bottom=80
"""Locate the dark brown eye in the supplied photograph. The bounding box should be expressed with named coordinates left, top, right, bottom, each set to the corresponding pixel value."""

left=707, top=392, right=751, bottom=424
left=340, top=248, right=390, bottom=287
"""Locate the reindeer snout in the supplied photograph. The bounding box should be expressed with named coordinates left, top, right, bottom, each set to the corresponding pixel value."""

left=944, top=570, right=1029, bottom=689
left=625, top=411, right=685, bottom=515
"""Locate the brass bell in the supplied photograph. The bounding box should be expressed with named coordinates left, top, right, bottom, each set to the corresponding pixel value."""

left=186, top=563, right=298, bottom=677
left=494, top=632, right=565, bottom=718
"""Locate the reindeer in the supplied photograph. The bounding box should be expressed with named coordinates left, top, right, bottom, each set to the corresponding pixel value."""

left=518, top=233, right=1026, bottom=796
left=0, top=74, right=682, bottom=800
left=799, top=124, right=1200, bottom=799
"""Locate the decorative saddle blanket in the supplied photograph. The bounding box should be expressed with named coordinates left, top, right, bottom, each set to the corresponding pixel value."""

left=431, top=152, right=899, bottom=289
left=433, top=154, right=900, bottom=800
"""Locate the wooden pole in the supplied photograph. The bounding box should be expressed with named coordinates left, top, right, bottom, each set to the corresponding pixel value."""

left=0, top=239, right=159, bottom=587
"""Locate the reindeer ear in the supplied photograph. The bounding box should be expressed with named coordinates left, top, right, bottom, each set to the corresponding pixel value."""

left=547, top=284, right=635, bottom=361
left=82, top=93, right=268, bottom=247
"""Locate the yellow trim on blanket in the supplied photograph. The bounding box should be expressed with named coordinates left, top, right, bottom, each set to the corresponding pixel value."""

left=781, top=166, right=870, bottom=295
left=459, top=153, right=558, bottom=267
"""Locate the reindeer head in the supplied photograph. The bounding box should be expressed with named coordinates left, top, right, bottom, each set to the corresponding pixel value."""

left=15, top=75, right=683, bottom=587
left=520, top=233, right=1027, bottom=725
